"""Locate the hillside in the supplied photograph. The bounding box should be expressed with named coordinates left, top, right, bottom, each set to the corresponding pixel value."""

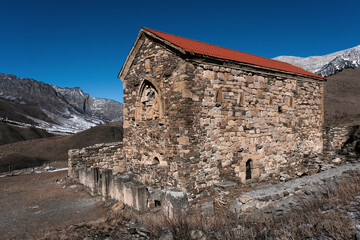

left=0, top=121, right=55, bottom=145
left=0, top=97, right=54, bottom=126
left=52, top=85, right=123, bottom=122
left=0, top=122, right=123, bottom=172
left=0, top=73, right=123, bottom=133
left=324, top=67, right=360, bottom=124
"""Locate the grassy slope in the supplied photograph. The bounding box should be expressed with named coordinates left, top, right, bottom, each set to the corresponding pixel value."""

left=324, top=67, right=360, bottom=124
left=0, top=97, right=54, bottom=125
left=0, top=122, right=56, bottom=145
left=0, top=122, right=123, bottom=172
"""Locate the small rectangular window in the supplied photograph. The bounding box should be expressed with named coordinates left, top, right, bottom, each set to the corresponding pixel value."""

left=238, top=92, right=245, bottom=106
left=215, top=89, right=223, bottom=107
left=289, top=96, right=294, bottom=108
left=269, top=96, right=274, bottom=105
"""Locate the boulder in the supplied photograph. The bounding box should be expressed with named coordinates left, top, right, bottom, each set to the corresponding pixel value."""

left=161, top=189, right=188, bottom=219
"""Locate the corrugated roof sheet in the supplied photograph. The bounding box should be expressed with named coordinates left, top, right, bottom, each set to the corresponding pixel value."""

left=143, top=27, right=325, bottom=80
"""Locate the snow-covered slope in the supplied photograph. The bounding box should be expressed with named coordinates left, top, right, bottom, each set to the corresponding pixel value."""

left=274, top=45, right=360, bottom=77
left=52, top=85, right=123, bottom=122
left=0, top=73, right=123, bottom=134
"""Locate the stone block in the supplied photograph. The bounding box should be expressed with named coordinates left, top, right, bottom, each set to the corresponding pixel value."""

left=229, top=198, right=243, bottom=213
left=178, top=136, right=190, bottom=145
left=161, top=189, right=188, bottom=219
left=122, top=181, right=149, bottom=211
left=200, top=201, right=214, bottom=214
left=241, top=203, right=256, bottom=213
left=239, top=194, right=253, bottom=203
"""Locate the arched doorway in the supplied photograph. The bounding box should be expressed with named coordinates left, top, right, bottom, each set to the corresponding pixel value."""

left=246, top=159, right=252, bottom=180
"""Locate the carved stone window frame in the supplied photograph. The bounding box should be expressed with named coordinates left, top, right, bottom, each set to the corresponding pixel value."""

left=135, top=78, right=165, bottom=123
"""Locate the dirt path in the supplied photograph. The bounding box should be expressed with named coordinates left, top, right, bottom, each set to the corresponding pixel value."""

left=0, top=170, right=108, bottom=240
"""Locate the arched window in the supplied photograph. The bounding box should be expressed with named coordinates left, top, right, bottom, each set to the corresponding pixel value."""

left=246, top=159, right=252, bottom=180
left=269, top=96, right=274, bottom=105
left=135, top=80, right=164, bottom=122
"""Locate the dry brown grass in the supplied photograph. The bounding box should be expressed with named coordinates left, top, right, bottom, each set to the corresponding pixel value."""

left=0, top=122, right=123, bottom=172
left=41, top=171, right=360, bottom=239
left=129, top=174, right=360, bottom=239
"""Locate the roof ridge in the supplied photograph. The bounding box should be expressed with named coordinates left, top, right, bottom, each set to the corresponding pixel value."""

left=144, top=27, right=271, bottom=60
left=142, top=27, right=325, bottom=80
left=143, top=27, right=246, bottom=53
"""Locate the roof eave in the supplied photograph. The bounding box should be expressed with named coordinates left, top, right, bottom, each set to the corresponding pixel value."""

left=197, top=53, right=326, bottom=81
left=119, top=27, right=326, bottom=82
left=118, top=29, right=145, bottom=81
left=189, top=53, right=326, bottom=82
left=143, top=27, right=186, bottom=55
left=118, top=28, right=187, bottom=81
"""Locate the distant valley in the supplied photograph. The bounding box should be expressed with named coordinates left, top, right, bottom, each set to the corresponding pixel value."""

left=0, top=72, right=124, bottom=172
left=0, top=73, right=123, bottom=134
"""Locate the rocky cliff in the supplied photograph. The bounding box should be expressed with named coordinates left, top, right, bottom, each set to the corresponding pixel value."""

left=52, top=86, right=123, bottom=122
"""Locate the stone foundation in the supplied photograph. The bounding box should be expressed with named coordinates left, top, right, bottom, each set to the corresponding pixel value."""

left=75, top=166, right=188, bottom=218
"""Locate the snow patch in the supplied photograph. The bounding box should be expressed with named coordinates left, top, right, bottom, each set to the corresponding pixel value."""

left=274, top=45, right=360, bottom=77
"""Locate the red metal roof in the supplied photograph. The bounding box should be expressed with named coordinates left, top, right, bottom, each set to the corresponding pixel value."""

left=143, top=27, right=325, bottom=80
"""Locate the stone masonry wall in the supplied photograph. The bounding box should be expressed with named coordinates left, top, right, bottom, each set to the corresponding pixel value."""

left=122, top=37, right=204, bottom=192
left=68, top=142, right=123, bottom=178
left=192, top=63, right=324, bottom=189
left=323, top=125, right=359, bottom=161
left=121, top=34, right=325, bottom=194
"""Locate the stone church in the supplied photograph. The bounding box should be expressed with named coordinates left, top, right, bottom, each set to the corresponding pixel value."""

left=69, top=27, right=327, bottom=210
left=116, top=27, right=325, bottom=193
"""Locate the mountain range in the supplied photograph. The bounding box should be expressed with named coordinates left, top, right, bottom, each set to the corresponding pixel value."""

left=274, top=45, right=360, bottom=77
left=0, top=73, right=123, bottom=134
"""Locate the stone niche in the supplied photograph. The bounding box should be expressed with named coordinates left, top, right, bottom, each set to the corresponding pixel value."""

left=136, top=80, right=164, bottom=121
left=234, top=153, right=263, bottom=183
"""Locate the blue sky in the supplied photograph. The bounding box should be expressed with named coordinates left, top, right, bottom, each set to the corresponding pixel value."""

left=1, top=0, right=359, bottom=103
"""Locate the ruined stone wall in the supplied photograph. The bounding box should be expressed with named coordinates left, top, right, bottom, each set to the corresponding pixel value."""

left=68, top=142, right=123, bottom=178
left=122, top=37, right=204, bottom=192
left=323, top=125, right=358, bottom=161
left=193, top=63, right=324, bottom=188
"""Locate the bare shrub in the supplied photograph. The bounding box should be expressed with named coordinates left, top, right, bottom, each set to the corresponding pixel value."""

left=41, top=173, right=360, bottom=239
left=135, top=175, right=360, bottom=239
